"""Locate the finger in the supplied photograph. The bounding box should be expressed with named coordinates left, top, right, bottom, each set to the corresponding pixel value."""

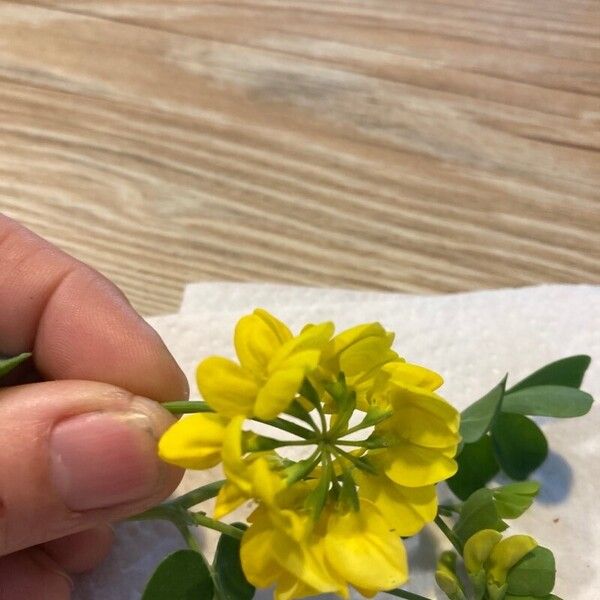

left=42, top=525, right=114, bottom=574
left=0, top=548, right=72, bottom=600
left=0, top=380, right=182, bottom=556
left=0, top=215, right=188, bottom=402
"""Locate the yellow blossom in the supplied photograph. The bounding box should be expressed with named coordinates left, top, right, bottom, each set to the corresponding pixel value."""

left=197, top=309, right=333, bottom=420
left=158, top=413, right=229, bottom=469
left=158, top=309, right=462, bottom=599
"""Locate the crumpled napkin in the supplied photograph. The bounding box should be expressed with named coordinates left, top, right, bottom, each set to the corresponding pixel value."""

left=74, top=283, right=600, bottom=600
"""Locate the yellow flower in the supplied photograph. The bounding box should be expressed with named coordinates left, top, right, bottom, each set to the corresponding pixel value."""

left=216, top=416, right=286, bottom=513
left=197, top=309, right=334, bottom=420
left=240, top=499, right=407, bottom=600
left=317, top=322, right=399, bottom=408
left=369, top=370, right=460, bottom=488
left=355, top=471, right=437, bottom=536
left=463, top=529, right=538, bottom=600
left=158, top=413, right=229, bottom=469
left=158, top=310, right=462, bottom=599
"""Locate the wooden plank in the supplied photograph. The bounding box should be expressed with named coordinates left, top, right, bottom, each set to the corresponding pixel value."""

left=0, top=1, right=598, bottom=315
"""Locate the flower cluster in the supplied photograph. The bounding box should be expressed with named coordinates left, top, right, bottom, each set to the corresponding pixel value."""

left=159, top=309, right=460, bottom=599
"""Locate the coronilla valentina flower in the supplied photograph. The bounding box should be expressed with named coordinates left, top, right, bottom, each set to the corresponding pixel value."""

left=159, top=309, right=461, bottom=599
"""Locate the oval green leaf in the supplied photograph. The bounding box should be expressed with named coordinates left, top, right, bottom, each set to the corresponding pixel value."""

left=503, top=385, right=593, bottom=418
left=492, top=481, right=540, bottom=519
left=448, top=435, right=500, bottom=501
left=142, top=549, right=214, bottom=600
left=492, top=414, right=548, bottom=480
left=453, top=488, right=507, bottom=544
left=0, top=352, right=31, bottom=379
left=508, top=355, right=591, bottom=392
left=460, top=376, right=506, bottom=444
left=506, top=546, right=556, bottom=596
left=213, top=523, right=254, bottom=600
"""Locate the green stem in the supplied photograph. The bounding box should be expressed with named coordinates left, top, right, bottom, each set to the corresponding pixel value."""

left=174, top=520, right=201, bottom=552
left=335, top=439, right=384, bottom=448
left=163, top=400, right=213, bottom=414
left=173, top=480, right=225, bottom=510
left=434, top=514, right=464, bottom=554
left=342, top=410, right=393, bottom=436
left=192, top=513, right=244, bottom=540
left=438, top=503, right=461, bottom=516
left=253, top=416, right=315, bottom=439
left=388, top=589, right=434, bottom=600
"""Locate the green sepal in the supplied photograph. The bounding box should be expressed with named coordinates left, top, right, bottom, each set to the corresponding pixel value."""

left=460, top=376, right=506, bottom=444
left=448, top=435, right=500, bottom=500
left=338, top=469, right=360, bottom=512
left=492, top=481, right=540, bottom=519
left=469, top=569, right=488, bottom=600
left=213, top=523, right=254, bottom=600
left=142, top=549, right=214, bottom=600
left=503, top=385, right=593, bottom=418
left=487, top=581, right=508, bottom=600
left=435, top=551, right=467, bottom=600
left=305, top=455, right=332, bottom=521
left=453, top=488, right=507, bottom=545
left=327, top=374, right=357, bottom=436
left=508, top=355, right=591, bottom=392
left=506, top=546, right=556, bottom=597
left=492, top=413, right=548, bottom=480
left=0, top=352, right=31, bottom=379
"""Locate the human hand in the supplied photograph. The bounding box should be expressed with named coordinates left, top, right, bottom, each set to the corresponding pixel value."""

left=0, top=215, right=189, bottom=599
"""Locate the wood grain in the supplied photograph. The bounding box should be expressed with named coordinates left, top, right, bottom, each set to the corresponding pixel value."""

left=0, top=0, right=598, bottom=315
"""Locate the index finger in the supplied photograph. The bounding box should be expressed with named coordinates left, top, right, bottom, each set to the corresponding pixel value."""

left=0, top=214, right=188, bottom=402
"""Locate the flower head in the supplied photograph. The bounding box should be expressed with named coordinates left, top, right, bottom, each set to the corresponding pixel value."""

left=159, top=309, right=461, bottom=599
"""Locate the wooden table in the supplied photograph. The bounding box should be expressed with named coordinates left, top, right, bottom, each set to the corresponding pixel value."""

left=1, top=1, right=598, bottom=315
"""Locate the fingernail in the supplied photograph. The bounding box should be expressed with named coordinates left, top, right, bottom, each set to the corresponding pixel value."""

left=50, top=397, right=173, bottom=511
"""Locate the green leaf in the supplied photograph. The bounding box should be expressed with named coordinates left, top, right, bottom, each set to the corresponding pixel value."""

left=506, top=546, right=556, bottom=596
left=448, top=435, right=500, bottom=500
left=503, top=385, right=593, bottom=418
left=142, top=549, right=214, bottom=600
left=460, top=376, right=507, bottom=444
left=453, top=488, right=507, bottom=544
left=509, top=355, right=591, bottom=392
left=492, top=481, right=540, bottom=519
left=492, top=413, right=548, bottom=480
left=213, top=523, right=254, bottom=600
left=0, top=352, right=31, bottom=379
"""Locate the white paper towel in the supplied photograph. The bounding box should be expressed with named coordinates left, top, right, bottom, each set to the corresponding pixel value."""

left=74, top=283, right=600, bottom=600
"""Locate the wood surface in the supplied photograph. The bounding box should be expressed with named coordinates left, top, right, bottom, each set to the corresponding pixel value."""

left=0, top=0, right=598, bottom=316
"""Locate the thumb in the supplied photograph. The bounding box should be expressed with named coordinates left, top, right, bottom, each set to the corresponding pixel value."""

left=0, top=380, right=182, bottom=556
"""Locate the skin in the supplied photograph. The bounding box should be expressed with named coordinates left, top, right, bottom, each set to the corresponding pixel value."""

left=0, top=214, right=189, bottom=599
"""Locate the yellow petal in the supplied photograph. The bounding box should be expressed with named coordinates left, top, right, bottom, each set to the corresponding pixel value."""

left=222, top=415, right=251, bottom=492
left=357, top=473, right=437, bottom=536
left=382, top=441, right=458, bottom=487
left=158, top=413, right=228, bottom=470
left=382, top=361, right=444, bottom=391
left=214, top=481, right=247, bottom=519
left=197, top=357, right=258, bottom=417
left=386, top=385, right=460, bottom=434
left=269, top=322, right=334, bottom=372
left=324, top=322, right=392, bottom=362
left=463, top=529, right=503, bottom=575
left=487, top=534, right=537, bottom=585
left=324, top=500, right=408, bottom=593
left=380, top=404, right=459, bottom=448
left=254, top=367, right=306, bottom=420
left=240, top=516, right=283, bottom=588
left=234, top=310, right=292, bottom=376
left=339, top=335, right=398, bottom=382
